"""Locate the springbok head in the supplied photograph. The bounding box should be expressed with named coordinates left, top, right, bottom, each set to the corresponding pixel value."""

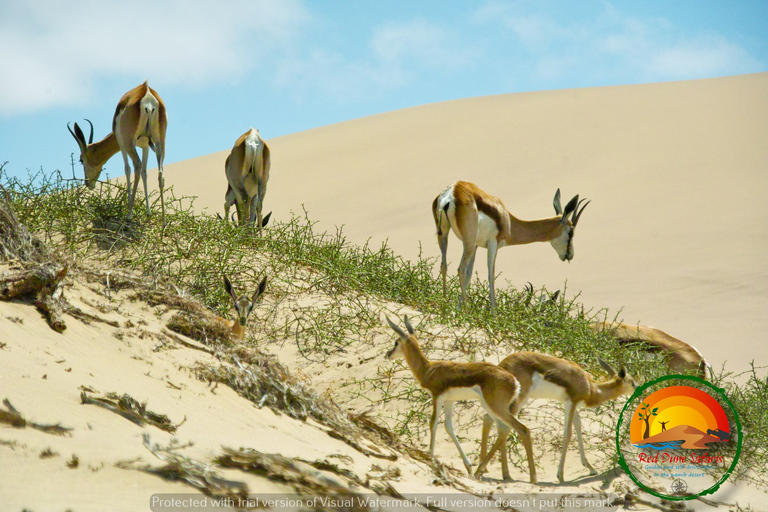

left=385, top=315, right=415, bottom=360
left=224, top=275, right=267, bottom=327
left=551, top=188, right=590, bottom=262
left=598, top=357, right=638, bottom=394
left=67, top=120, right=102, bottom=190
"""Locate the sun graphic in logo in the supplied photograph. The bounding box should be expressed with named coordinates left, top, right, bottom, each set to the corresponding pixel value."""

left=617, top=376, right=742, bottom=501
left=630, top=386, right=730, bottom=450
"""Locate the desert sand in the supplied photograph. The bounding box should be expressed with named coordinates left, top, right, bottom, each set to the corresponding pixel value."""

left=2, top=74, right=766, bottom=511
left=167, top=72, right=768, bottom=377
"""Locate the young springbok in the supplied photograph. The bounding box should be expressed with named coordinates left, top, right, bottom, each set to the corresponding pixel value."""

left=68, top=81, right=168, bottom=224
left=384, top=315, right=536, bottom=482
left=475, top=352, right=636, bottom=483
left=223, top=275, right=267, bottom=340
left=591, top=321, right=709, bottom=379
left=224, top=128, right=272, bottom=229
left=432, top=181, right=589, bottom=308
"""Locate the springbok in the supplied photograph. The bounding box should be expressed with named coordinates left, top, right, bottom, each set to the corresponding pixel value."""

left=224, top=128, right=272, bottom=229
left=223, top=275, right=267, bottom=340
left=432, top=181, right=589, bottom=308
left=68, top=81, right=167, bottom=224
left=591, top=321, right=709, bottom=379
left=475, top=351, right=636, bottom=483
left=384, top=315, right=536, bottom=482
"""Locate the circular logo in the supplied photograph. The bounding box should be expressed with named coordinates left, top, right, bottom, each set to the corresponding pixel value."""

left=616, top=375, right=742, bottom=501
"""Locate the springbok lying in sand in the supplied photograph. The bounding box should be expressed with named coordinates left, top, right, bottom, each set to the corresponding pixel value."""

left=223, top=275, right=267, bottom=340
left=384, top=315, right=536, bottom=482
left=224, top=128, right=272, bottom=229
left=432, top=181, right=589, bottom=308
left=475, top=352, right=636, bottom=483
left=68, top=81, right=167, bottom=224
left=591, top=321, right=709, bottom=379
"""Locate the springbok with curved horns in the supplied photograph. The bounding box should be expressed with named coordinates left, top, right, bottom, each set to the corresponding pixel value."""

left=224, top=128, right=272, bottom=229
left=432, top=181, right=589, bottom=308
left=223, top=275, right=267, bottom=340
left=68, top=81, right=167, bottom=224
left=475, top=352, right=636, bottom=483
left=384, top=315, right=536, bottom=482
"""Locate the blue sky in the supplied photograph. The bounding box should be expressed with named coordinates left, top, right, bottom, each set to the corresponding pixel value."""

left=1, top=0, right=766, bottom=181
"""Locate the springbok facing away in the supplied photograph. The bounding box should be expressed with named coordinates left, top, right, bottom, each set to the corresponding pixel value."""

left=224, top=128, right=272, bottom=229
left=591, top=322, right=709, bottom=379
left=68, top=81, right=168, bottom=224
left=475, top=352, right=636, bottom=483
left=384, top=315, right=537, bottom=483
left=432, top=181, right=589, bottom=309
left=223, top=275, right=267, bottom=340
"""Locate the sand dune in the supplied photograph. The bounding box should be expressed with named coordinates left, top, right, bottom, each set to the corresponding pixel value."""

left=165, top=72, right=768, bottom=376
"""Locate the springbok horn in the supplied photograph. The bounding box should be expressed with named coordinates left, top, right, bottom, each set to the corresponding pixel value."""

left=84, top=118, right=94, bottom=144
left=67, top=122, right=79, bottom=142
left=572, top=198, right=591, bottom=226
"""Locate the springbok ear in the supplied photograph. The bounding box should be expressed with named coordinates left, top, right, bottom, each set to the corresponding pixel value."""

left=68, top=122, right=87, bottom=152
left=386, top=316, right=407, bottom=340
left=562, top=194, right=579, bottom=219
left=598, top=357, right=617, bottom=377
left=223, top=275, right=237, bottom=302
left=618, top=366, right=627, bottom=379
left=550, top=290, right=560, bottom=303
left=404, top=315, right=415, bottom=335
left=553, top=189, right=562, bottom=215
left=252, top=276, right=267, bottom=302
left=261, top=212, right=272, bottom=227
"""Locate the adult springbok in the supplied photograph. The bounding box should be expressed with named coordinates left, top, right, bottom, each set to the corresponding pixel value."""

left=475, top=352, right=636, bottom=483
left=432, top=181, right=589, bottom=308
left=224, top=128, right=272, bottom=229
left=68, top=81, right=168, bottom=224
left=384, top=315, right=536, bottom=482
left=591, top=322, right=709, bottom=379
left=223, top=275, right=267, bottom=340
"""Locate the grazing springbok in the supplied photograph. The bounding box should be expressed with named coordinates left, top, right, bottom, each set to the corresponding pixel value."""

left=384, top=315, right=536, bottom=482
left=475, top=352, right=636, bottom=483
left=432, top=181, right=589, bottom=308
left=223, top=275, right=267, bottom=340
left=591, top=321, right=709, bottom=379
left=68, top=81, right=167, bottom=224
left=224, top=128, right=272, bottom=229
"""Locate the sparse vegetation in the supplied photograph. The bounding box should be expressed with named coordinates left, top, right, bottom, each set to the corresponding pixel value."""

left=1, top=168, right=766, bottom=486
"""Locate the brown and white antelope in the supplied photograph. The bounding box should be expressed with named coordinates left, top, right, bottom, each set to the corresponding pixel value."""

left=591, top=322, right=709, bottom=379
left=224, top=128, right=272, bottom=229
left=223, top=275, right=267, bottom=340
left=384, top=315, right=536, bottom=482
left=432, top=181, right=589, bottom=308
left=68, top=81, right=168, bottom=224
left=475, top=351, right=636, bottom=483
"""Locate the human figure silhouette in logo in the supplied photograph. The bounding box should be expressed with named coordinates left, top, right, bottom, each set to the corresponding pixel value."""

left=659, top=420, right=670, bottom=432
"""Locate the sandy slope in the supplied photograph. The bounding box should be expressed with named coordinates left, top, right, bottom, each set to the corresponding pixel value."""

left=165, top=73, right=768, bottom=377
left=3, top=264, right=764, bottom=511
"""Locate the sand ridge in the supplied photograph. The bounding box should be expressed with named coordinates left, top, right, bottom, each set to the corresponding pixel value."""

left=165, top=73, right=768, bottom=376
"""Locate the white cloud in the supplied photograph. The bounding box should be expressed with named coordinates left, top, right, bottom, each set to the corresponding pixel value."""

left=645, top=36, right=763, bottom=80
left=274, top=19, right=476, bottom=104
left=472, top=2, right=764, bottom=85
left=0, top=0, right=309, bottom=116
